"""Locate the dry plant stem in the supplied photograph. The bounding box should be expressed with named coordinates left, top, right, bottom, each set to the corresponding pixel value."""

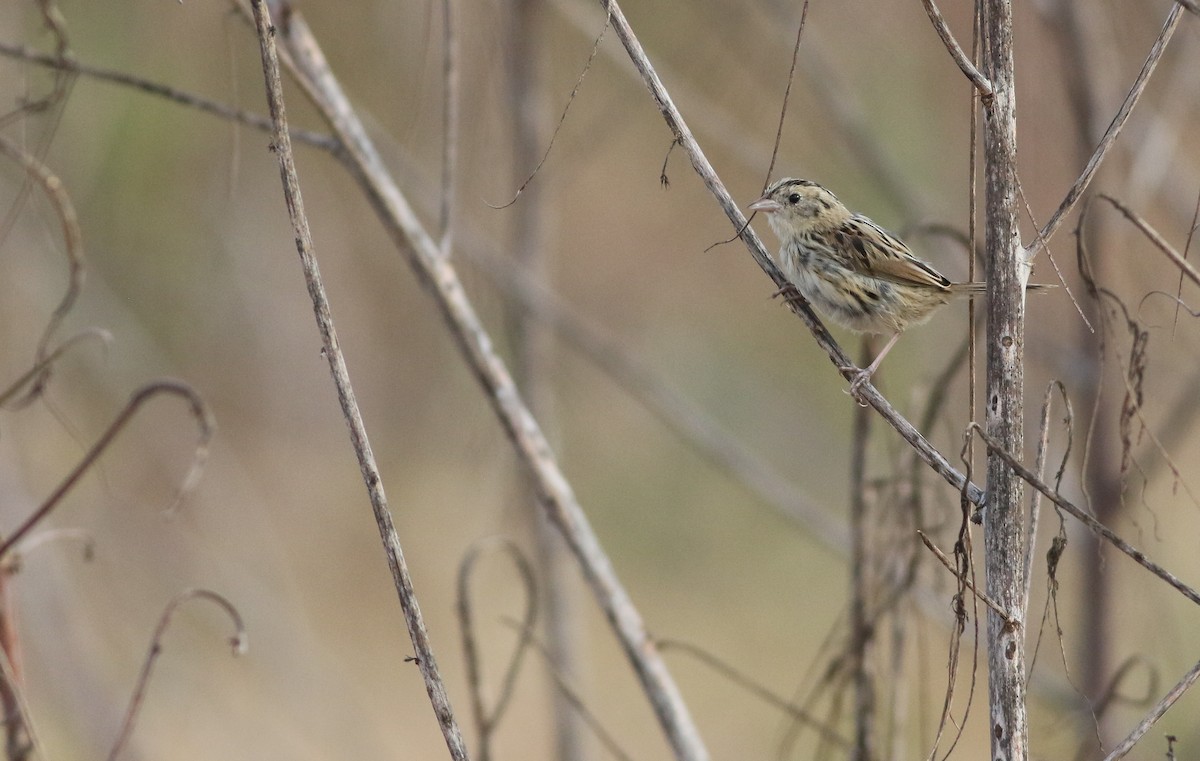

left=106, top=589, right=245, bottom=761
left=0, top=569, right=28, bottom=761
left=1021, top=389, right=1051, bottom=618
left=439, top=0, right=457, bottom=254
left=1176, top=0, right=1200, bottom=16
left=471, top=228, right=1040, bottom=694
left=0, top=133, right=84, bottom=388
left=456, top=539, right=537, bottom=761
left=253, top=6, right=707, bottom=759
left=0, top=41, right=339, bottom=151
left=553, top=0, right=929, bottom=221
left=967, top=0, right=981, bottom=513
left=0, top=635, right=39, bottom=761
left=596, top=0, right=986, bottom=508
left=848, top=340, right=875, bottom=761
left=1101, top=657, right=1200, bottom=761
left=762, top=1, right=809, bottom=189
left=1029, top=4, right=1183, bottom=259
left=969, top=424, right=1200, bottom=607
left=917, top=530, right=1012, bottom=624
left=656, top=639, right=850, bottom=749
left=920, top=0, right=994, bottom=98
left=0, top=329, right=111, bottom=407
left=980, top=0, right=1028, bottom=757
left=503, top=618, right=636, bottom=761
left=504, top=1, right=587, bottom=758
left=9, top=528, right=95, bottom=559
left=467, top=242, right=849, bottom=552
left=1097, top=194, right=1200, bottom=288
left=246, top=4, right=471, bottom=759
left=0, top=380, right=212, bottom=558
left=1022, top=382, right=1071, bottom=620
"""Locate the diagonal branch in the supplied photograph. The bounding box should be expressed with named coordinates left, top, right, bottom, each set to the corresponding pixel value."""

left=247, top=3, right=470, bottom=758
left=0, top=380, right=213, bottom=559
left=1101, top=657, right=1200, bottom=761
left=246, top=3, right=709, bottom=758
left=920, top=0, right=993, bottom=98
left=0, top=40, right=339, bottom=151
left=1096, top=194, right=1200, bottom=288
left=597, top=0, right=985, bottom=506
left=1027, top=3, right=1184, bottom=259
left=970, top=424, right=1200, bottom=608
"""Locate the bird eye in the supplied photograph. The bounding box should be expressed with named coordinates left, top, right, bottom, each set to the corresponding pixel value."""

left=787, top=193, right=801, bottom=204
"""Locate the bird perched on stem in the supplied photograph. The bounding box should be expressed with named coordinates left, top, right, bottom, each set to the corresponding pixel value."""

left=750, top=177, right=1043, bottom=396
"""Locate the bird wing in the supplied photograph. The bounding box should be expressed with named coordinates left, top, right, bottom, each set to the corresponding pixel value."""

left=837, top=215, right=953, bottom=290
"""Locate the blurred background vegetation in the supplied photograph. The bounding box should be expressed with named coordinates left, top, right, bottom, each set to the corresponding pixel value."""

left=1, top=0, right=1199, bottom=759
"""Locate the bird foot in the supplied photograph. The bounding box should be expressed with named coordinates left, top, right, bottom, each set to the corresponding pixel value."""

left=843, top=366, right=874, bottom=404
left=771, top=284, right=803, bottom=305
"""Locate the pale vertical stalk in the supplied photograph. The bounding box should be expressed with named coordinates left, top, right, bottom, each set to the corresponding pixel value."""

left=980, top=1, right=1029, bottom=758
left=848, top=339, right=875, bottom=761
left=506, top=1, right=588, bottom=759
left=439, top=0, right=458, bottom=255
left=1044, top=1, right=1117, bottom=741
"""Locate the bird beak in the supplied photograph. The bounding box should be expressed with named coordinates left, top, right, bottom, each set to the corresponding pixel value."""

left=748, top=196, right=781, bottom=214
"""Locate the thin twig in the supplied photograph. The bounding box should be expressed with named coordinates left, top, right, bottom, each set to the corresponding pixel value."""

left=246, top=3, right=471, bottom=758
left=924, top=437, right=984, bottom=761
left=1096, top=193, right=1200, bottom=288
left=966, top=0, right=981, bottom=490
left=1101, top=657, right=1200, bottom=761
left=464, top=239, right=849, bottom=550
left=0, top=380, right=213, bottom=558
left=105, top=589, right=246, bottom=761
left=656, top=639, right=850, bottom=749
left=0, top=133, right=85, bottom=401
left=439, top=0, right=457, bottom=254
left=488, top=0, right=612, bottom=209
left=0, top=41, right=340, bottom=151
left=6, top=528, right=96, bottom=562
left=1022, top=381, right=1072, bottom=620
left=919, top=0, right=993, bottom=98
left=969, top=424, right=1200, bottom=608
left=456, top=539, right=538, bottom=761
left=1027, top=4, right=1183, bottom=260
left=917, top=531, right=1013, bottom=625
left=0, top=564, right=28, bottom=761
left=501, top=618, right=637, bottom=761
left=762, top=1, right=809, bottom=189
left=0, top=329, right=111, bottom=408
left=250, top=4, right=709, bottom=757
left=1174, top=186, right=1200, bottom=333
left=597, top=0, right=986, bottom=507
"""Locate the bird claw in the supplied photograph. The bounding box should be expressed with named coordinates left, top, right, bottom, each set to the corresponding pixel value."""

left=771, top=284, right=804, bottom=305
left=842, top=367, right=874, bottom=404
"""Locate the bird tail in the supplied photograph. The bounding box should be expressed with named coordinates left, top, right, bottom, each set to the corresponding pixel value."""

left=950, top=282, right=1055, bottom=294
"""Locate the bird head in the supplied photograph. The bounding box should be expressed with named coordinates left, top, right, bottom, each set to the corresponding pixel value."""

left=748, top=178, right=850, bottom=238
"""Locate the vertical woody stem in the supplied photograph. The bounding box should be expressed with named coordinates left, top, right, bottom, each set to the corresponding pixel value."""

left=980, top=0, right=1029, bottom=758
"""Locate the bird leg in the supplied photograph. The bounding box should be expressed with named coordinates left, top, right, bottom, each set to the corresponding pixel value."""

left=771, top=283, right=803, bottom=304
left=846, top=332, right=902, bottom=397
